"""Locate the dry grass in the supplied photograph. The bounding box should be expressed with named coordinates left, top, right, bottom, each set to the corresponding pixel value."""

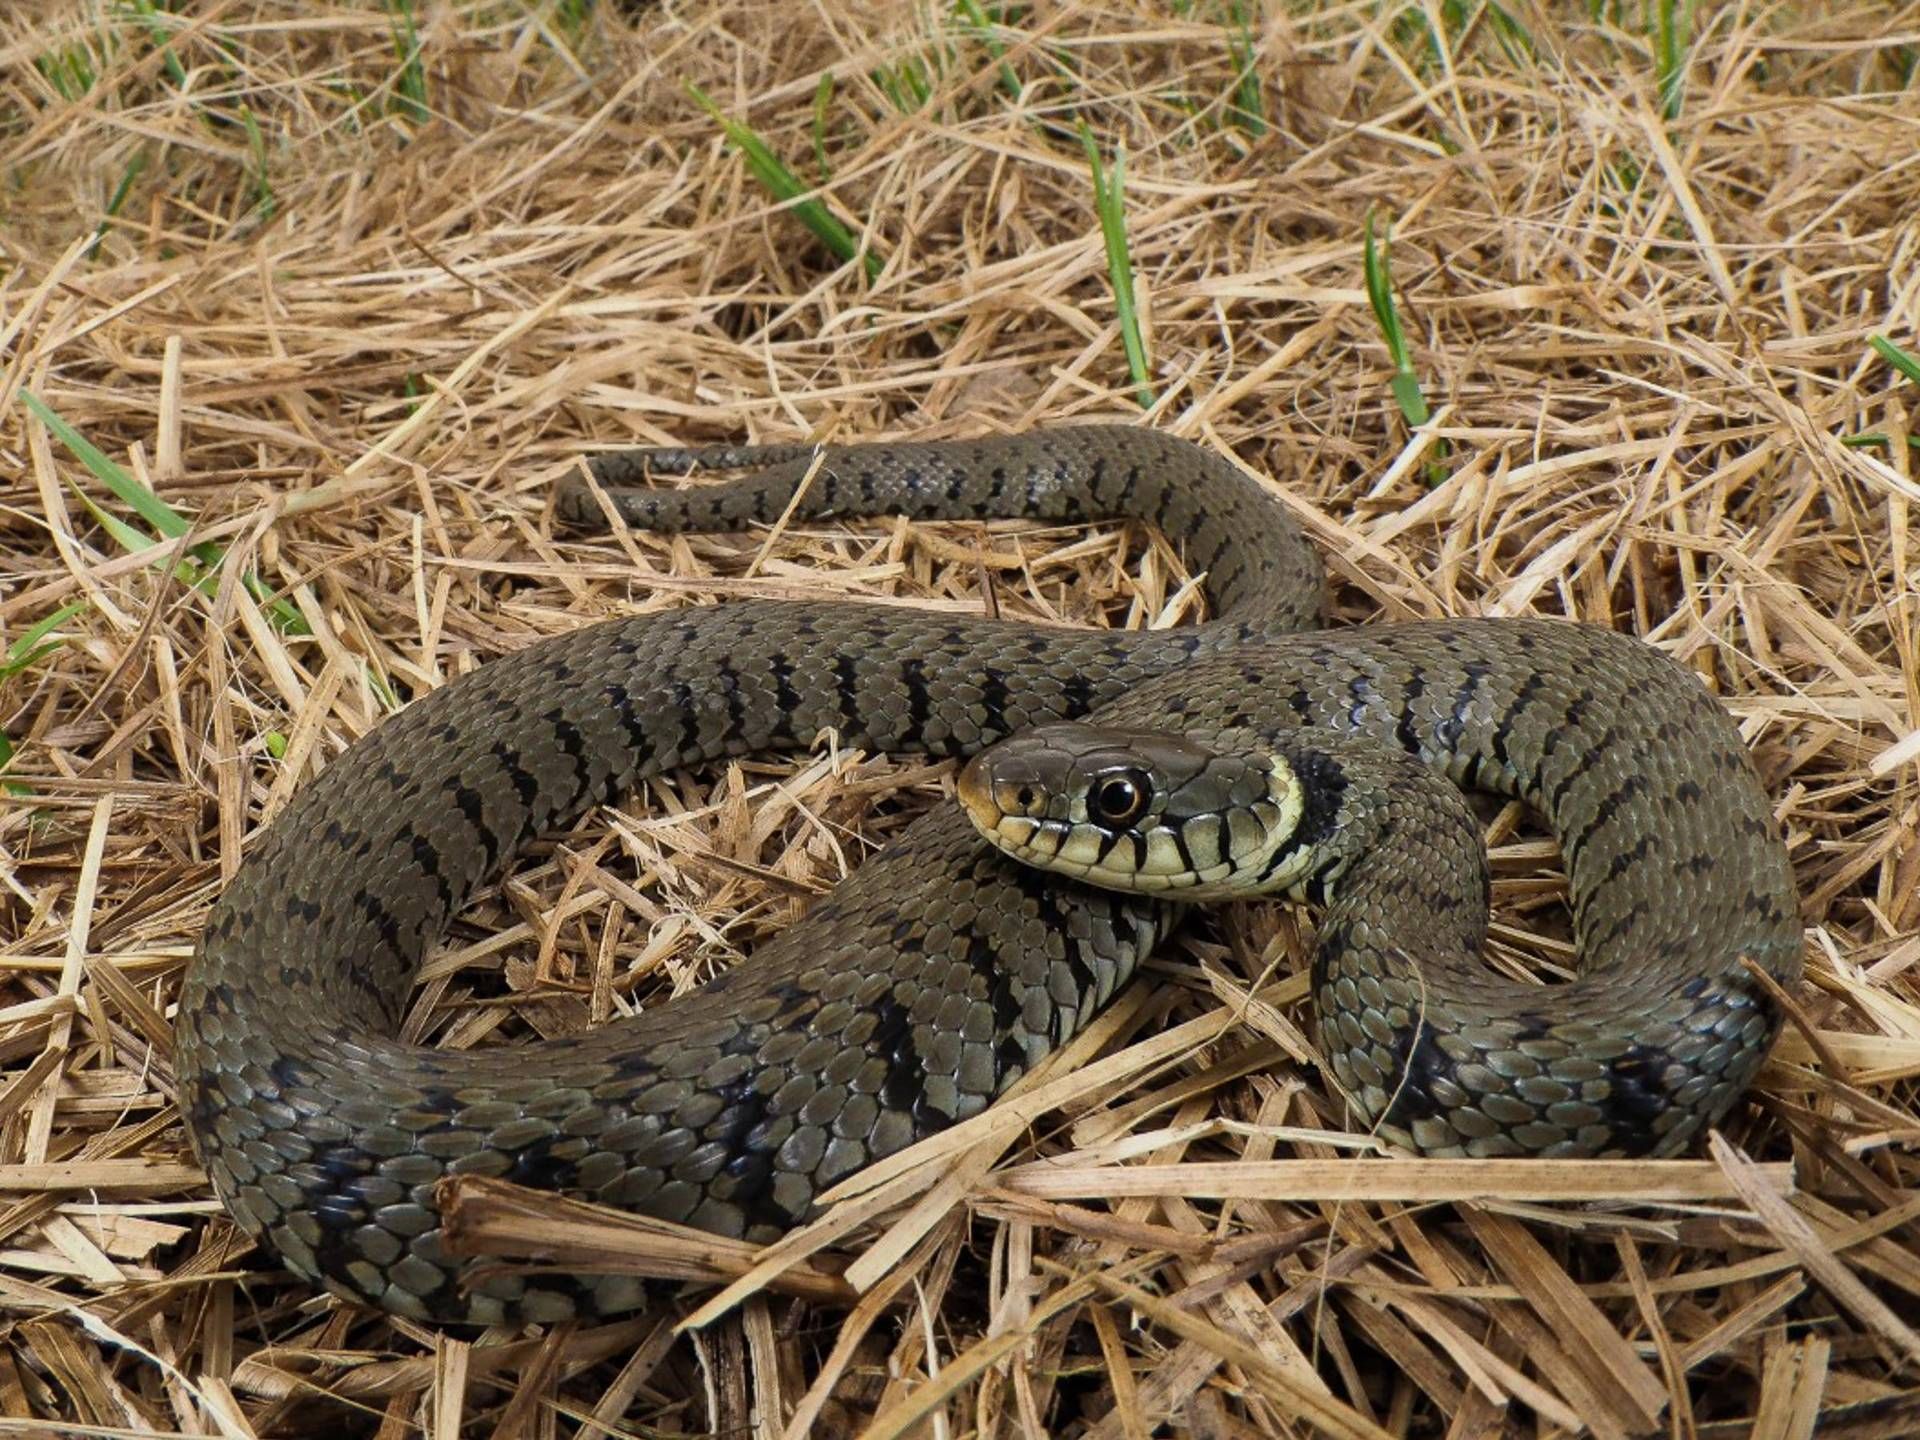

left=3, top=1, right=1919, bottom=1436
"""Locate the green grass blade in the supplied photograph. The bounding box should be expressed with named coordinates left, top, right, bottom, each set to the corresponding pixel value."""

left=955, top=0, right=1022, bottom=100
left=239, top=107, right=276, bottom=218
left=1389, top=372, right=1430, bottom=428
left=1079, top=124, right=1153, bottom=408
left=24, top=391, right=310, bottom=634
left=22, top=390, right=186, bottom=539
left=1487, top=2, right=1536, bottom=59
left=1363, top=212, right=1409, bottom=372
left=365, top=663, right=402, bottom=715
left=1871, top=335, right=1920, bottom=386
left=1225, top=1, right=1266, bottom=137
left=688, top=83, right=882, bottom=281
left=1655, top=0, right=1688, bottom=120
left=75, top=486, right=170, bottom=557
left=1363, top=212, right=1447, bottom=483
left=0, top=729, right=26, bottom=795
left=126, top=0, right=188, bottom=89
left=2, top=601, right=88, bottom=680
left=387, top=0, right=430, bottom=124
left=1848, top=336, right=1920, bottom=452
left=85, top=149, right=148, bottom=260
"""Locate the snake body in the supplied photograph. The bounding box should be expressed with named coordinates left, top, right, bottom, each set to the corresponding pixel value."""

left=177, top=427, right=1801, bottom=1324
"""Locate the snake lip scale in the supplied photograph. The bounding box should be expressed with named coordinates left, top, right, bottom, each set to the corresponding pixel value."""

left=177, top=425, right=1802, bottom=1325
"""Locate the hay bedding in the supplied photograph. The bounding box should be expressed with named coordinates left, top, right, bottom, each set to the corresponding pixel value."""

left=2, top=1, right=1918, bottom=1435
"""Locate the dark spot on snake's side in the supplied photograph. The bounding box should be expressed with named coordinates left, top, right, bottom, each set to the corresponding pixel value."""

left=833, top=654, right=862, bottom=718
left=718, top=663, right=749, bottom=738
left=872, top=996, right=928, bottom=1119
left=1489, top=671, right=1547, bottom=779
left=1061, top=672, right=1097, bottom=717
left=544, top=712, right=595, bottom=803
left=407, top=832, right=453, bottom=916
left=1601, top=833, right=1657, bottom=886
left=1548, top=723, right=1620, bottom=816
left=979, top=668, right=1013, bottom=741
left=965, top=934, right=1026, bottom=1041
left=307, top=1216, right=373, bottom=1290
left=901, top=657, right=932, bottom=737
left=607, top=684, right=663, bottom=772
left=1396, top=663, right=1427, bottom=754
left=606, top=1047, right=658, bottom=1083
left=448, top=780, right=498, bottom=868
left=712, top=1078, right=803, bottom=1230
left=373, top=758, right=409, bottom=795
left=1598, top=1043, right=1674, bottom=1148
left=1674, top=779, right=1703, bottom=804
left=302, top=1141, right=377, bottom=1230
left=1570, top=772, right=1650, bottom=857
left=769, top=654, right=799, bottom=735
left=270, top=1054, right=319, bottom=1093
left=669, top=678, right=703, bottom=758
left=507, top=1137, right=578, bottom=1192
left=1589, top=906, right=1644, bottom=954
left=352, top=892, right=405, bottom=957
left=186, top=1079, right=227, bottom=1140
left=727, top=1151, right=786, bottom=1226
left=1379, top=1020, right=1452, bottom=1126
left=1288, top=687, right=1314, bottom=722
left=1346, top=674, right=1378, bottom=730
left=489, top=741, right=540, bottom=812
left=1024, top=880, right=1098, bottom=1030
left=1310, top=919, right=1350, bottom=990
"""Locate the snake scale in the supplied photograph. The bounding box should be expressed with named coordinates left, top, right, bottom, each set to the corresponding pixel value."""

left=177, top=427, right=1802, bottom=1324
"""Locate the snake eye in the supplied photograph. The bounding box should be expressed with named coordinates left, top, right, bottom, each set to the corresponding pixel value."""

left=1089, top=771, right=1152, bottom=828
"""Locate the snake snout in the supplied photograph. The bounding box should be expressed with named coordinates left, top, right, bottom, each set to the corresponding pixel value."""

left=957, top=749, right=1059, bottom=831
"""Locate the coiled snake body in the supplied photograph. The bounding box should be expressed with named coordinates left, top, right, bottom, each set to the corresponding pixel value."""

left=177, top=428, right=1801, bottom=1323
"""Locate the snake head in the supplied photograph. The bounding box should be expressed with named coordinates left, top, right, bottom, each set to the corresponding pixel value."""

left=956, top=723, right=1308, bottom=898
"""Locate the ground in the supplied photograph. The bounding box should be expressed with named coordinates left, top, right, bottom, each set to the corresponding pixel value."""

left=2, top=2, right=1919, bottom=1437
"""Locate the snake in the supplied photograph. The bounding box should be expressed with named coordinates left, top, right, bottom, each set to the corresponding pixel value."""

left=175, top=426, right=1802, bottom=1325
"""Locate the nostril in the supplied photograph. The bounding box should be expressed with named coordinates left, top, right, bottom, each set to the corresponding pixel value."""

left=1016, top=786, right=1034, bottom=810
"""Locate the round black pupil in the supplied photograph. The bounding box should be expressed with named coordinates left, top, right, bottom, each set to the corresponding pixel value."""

left=1096, top=777, right=1140, bottom=822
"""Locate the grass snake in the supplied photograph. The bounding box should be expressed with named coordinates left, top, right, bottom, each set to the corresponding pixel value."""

left=177, top=427, right=1802, bottom=1324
